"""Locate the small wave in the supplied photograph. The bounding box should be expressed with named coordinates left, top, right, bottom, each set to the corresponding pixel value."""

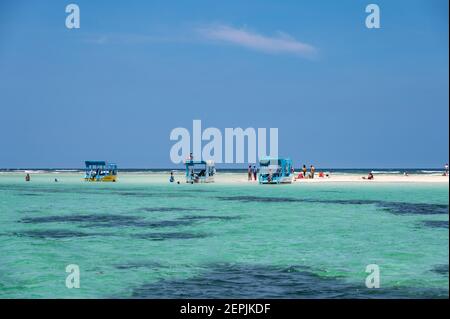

left=126, top=171, right=168, bottom=175
left=371, top=171, right=401, bottom=174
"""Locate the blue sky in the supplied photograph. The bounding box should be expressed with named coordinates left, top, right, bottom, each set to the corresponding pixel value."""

left=0, top=0, right=448, bottom=168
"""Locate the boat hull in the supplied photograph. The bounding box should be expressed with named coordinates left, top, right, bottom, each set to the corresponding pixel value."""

left=259, top=176, right=293, bottom=184
left=85, top=175, right=117, bottom=182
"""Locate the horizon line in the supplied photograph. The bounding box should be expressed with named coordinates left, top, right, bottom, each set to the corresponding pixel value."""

left=0, top=167, right=446, bottom=170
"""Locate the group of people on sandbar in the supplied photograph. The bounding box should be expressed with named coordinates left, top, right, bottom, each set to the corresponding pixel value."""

left=246, top=163, right=328, bottom=182
left=296, top=164, right=328, bottom=180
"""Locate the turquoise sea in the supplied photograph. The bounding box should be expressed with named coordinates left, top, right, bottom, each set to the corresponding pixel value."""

left=0, top=172, right=448, bottom=298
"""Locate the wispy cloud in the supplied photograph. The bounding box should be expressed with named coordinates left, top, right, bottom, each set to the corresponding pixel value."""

left=197, top=24, right=317, bottom=58
left=81, top=24, right=317, bottom=59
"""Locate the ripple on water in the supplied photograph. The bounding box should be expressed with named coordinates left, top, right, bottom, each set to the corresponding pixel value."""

left=218, top=196, right=301, bottom=203
left=178, top=215, right=240, bottom=221
left=79, top=219, right=195, bottom=228
left=132, top=232, right=209, bottom=241
left=19, top=214, right=196, bottom=228
left=140, top=207, right=205, bottom=212
left=115, top=261, right=163, bottom=270
left=19, top=214, right=140, bottom=224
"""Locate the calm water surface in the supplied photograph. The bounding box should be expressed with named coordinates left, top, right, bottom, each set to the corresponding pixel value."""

left=0, top=173, right=448, bottom=298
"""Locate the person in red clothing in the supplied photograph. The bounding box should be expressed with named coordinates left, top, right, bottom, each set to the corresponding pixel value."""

left=302, top=165, right=307, bottom=178
left=362, top=172, right=374, bottom=180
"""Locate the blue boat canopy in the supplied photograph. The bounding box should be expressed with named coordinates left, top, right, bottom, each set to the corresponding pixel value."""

left=259, top=157, right=291, bottom=165
left=258, top=157, right=293, bottom=184
left=85, top=161, right=106, bottom=167
left=185, top=160, right=209, bottom=166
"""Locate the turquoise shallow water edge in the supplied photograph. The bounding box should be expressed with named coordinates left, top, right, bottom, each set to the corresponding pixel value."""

left=0, top=173, right=448, bottom=298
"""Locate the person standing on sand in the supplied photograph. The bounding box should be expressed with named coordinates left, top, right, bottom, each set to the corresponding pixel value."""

left=310, top=165, right=316, bottom=179
left=445, top=163, right=449, bottom=176
left=302, top=165, right=307, bottom=178
left=253, top=165, right=258, bottom=181
left=248, top=165, right=252, bottom=181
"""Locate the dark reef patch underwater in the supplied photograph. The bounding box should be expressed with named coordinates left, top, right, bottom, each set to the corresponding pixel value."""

left=12, top=229, right=210, bottom=240
left=19, top=214, right=196, bottom=228
left=218, top=196, right=449, bottom=215
left=130, top=263, right=448, bottom=299
left=432, top=264, right=449, bottom=276
left=18, top=212, right=239, bottom=229
left=419, top=220, right=449, bottom=229
left=13, top=229, right=93, bottom=239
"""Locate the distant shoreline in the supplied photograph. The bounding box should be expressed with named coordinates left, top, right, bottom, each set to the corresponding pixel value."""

left=1, top=169, right=448, bottom=184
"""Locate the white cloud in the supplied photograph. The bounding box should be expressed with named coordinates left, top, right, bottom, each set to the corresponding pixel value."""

left=197, top=24, right=317, bottom=58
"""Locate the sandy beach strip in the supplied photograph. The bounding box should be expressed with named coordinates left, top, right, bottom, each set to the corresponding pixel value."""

left=212, top=173, right=450, bottom=184
left=0, top=171, right=448, bottom=185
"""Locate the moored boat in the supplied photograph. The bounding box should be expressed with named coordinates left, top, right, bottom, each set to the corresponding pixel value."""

left=258, top=157, right=293, bottom=184
left=185, top=160, right=215, bottom=183
left=84, top=161, right=118, bottom=182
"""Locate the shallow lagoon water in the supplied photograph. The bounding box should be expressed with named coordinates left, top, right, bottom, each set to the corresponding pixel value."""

left=0, top=173, right=448, bottom=298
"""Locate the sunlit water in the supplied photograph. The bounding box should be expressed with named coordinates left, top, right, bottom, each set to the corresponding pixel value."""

left=0, top=173, right=448, bottom=298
